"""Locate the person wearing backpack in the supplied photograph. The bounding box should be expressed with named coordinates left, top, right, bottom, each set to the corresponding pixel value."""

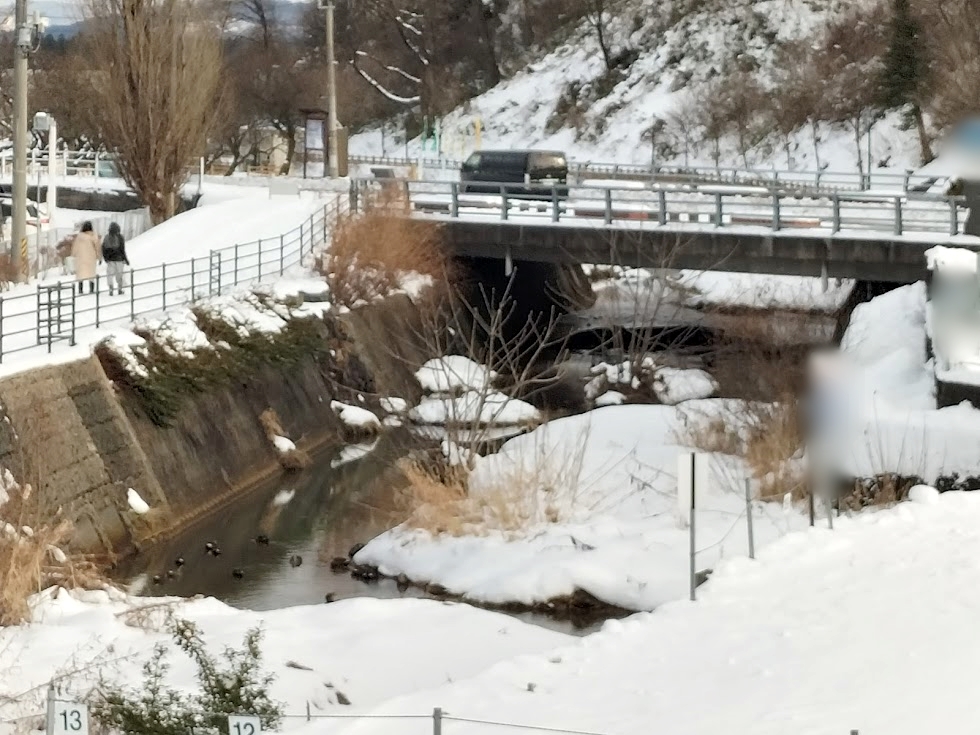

left=101, top=222, right=130, bottom=296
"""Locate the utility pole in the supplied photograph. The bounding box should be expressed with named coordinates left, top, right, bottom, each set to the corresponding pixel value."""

left=324, top=0, right=339, bottom=178
left=11, top=0, right=30, bottom=275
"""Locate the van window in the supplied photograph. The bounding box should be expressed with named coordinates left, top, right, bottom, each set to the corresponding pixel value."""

left=463, top=153, right=481, bottom=170
left=480, top=151, right=528, bottom=170
left=530, top=152, right=566, bottom=170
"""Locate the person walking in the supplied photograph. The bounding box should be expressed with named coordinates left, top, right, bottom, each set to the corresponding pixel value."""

left=101, top=222, right=129, bottom=296
left=72, top=221, right=101, bottom=295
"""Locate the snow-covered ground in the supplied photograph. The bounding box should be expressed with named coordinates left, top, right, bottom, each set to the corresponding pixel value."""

left=0, top=593, right=568, bottom=731
left=352, top=277, right=980, bottom=611
left=12, top=489, right=980, bottom=735
left=350, top=0, right=919, bottom=174
left=329, top=489, right=980, bottom=735
left=583, top=266, right=855, bottom=316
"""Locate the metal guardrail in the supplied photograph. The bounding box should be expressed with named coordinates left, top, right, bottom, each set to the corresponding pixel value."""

left=350, top=178, right=969, bottom=238
left=0, top=199, right=341, bottom=363
left=346, top=154, right=939, bottom=194
left=1, top=149, right=943, bottom=195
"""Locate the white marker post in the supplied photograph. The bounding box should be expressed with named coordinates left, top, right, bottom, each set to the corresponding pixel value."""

left=228, top=715, right=263, bottom=735
left=678, top=452, right=710, bottom=601
left=47, top=689, right=89, bottom=735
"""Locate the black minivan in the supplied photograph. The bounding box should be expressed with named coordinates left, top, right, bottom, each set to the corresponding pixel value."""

left=460, top=150, right=569, bottom=197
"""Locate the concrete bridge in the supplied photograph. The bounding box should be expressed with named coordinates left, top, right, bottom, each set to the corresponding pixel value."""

left=351, top=178, right=978, bottom=283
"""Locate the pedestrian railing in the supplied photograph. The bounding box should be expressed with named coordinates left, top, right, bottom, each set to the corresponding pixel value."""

left=350, top=178, right=970, bottom=239
left=0, top=198, right=341, bottom=363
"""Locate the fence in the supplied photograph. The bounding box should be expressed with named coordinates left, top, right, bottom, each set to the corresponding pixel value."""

left=346, top=154, right=937, bottom=194
left=1, top=148, right=944, bottom=196
left=0, top=199, right=340, bottom=363
left=19, top=691, right=865, bottom=735
left=0, top=209, right=153, bottom=278
left=350, top=178, right=969, bottom=238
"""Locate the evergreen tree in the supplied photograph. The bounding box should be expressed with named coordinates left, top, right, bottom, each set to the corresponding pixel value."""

left=880, top=0, right=934, bottom=162
left=880, top=0, right=923, bottom=109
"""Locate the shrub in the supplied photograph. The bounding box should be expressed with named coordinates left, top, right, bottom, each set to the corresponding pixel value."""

left=318, top=192, right=448, bottom=309
left=92, top=619, right=283, bottom=735
left=95, top=301, right=337, bottom=427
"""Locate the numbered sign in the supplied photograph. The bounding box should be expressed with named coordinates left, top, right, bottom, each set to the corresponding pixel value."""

left=51, top=702, right=88, bottom=735
left=228, top=715, right=262, bottom=735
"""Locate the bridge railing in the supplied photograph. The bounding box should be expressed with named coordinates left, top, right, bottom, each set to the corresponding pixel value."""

left=349, top=178, right=969, bottom=238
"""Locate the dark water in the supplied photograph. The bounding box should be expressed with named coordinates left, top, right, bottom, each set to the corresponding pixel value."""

left=115, top=432, right=604, bottom=636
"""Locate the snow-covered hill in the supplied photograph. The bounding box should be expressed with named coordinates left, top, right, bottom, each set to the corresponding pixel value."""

left=351, top=0, right=920, bottom=172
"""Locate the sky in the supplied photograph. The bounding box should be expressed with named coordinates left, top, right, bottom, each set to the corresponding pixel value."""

left=0, top=0, right=83, bottom=28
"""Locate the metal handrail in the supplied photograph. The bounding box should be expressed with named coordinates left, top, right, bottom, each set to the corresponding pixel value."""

left=349, top=178, right=969, bottom=239
left=0, top=197, right=343, bottom=363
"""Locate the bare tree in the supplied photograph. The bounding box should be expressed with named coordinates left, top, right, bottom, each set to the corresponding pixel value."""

left=813, top=5, right=887, bottom=179
left=921, top=0, right=980, bottom=132
left=583, top=0, right=614, bottom=71
left=81, top=0, right=225, bottom=223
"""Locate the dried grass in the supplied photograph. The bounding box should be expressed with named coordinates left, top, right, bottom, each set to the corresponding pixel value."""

left=393, top=430, right=590, bottom=537
left=259, top=408, right=311, bottom=472
left=0, top=477, right=106, bottom=627
left=675, top=396, right=803, bottom=499
left=318, top=191, right=449, bottom=308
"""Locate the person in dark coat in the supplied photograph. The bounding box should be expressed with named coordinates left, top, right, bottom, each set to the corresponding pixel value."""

left=101, top=222, right=130, bottom=296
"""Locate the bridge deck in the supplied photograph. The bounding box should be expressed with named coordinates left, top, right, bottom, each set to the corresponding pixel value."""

left=352, top=179, right=980, bottom=283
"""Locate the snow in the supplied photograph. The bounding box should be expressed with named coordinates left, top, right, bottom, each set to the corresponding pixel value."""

left=358, top=403, right=810, bottom=611
left=126, top=488, right=150, bottom=515
left=380, top=397, right=408, bottom=414
left=273, top=435, right=297, bottom=454
left=0, top=593, right=568, bottom=728
left=908, top=484, right=940, bottom=505
left=272, top=489, right=296, bottom=507
left=126, top=196, right=329, bottom=270
left=925, top=245, right=979, bottom=274
left=839, top=282, right=980, bottom=481
left=410, top=391, right=540, bottom=427
left=415, top=356, right=496, bottom=394
left=594, top=390, right=625, bottom=407
left=653, top=367, right=718, bottom=405
left=331, top=492, right=980, bottom=735
left=350, top=0, right=922, bottom=175
left=330, top=401, right=382, bottom=430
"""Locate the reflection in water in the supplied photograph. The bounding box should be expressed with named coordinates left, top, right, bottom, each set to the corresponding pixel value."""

left=115, top=431, right=602, bottom=636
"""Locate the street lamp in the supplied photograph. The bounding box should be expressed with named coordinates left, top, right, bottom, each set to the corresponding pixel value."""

left=32, top=111, right=56, bottom=272
left=317, top=0, right=339, bottom=178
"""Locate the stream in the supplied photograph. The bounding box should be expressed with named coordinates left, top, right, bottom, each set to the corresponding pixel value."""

left=115, top=431, right=607, bottom=636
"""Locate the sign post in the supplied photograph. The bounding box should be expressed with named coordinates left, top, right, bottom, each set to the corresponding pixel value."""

left=228, top=715, right=262, bottom=735
left=677, top=452, right=710, bottom=601
left=46, top=689, right=89, bottom=735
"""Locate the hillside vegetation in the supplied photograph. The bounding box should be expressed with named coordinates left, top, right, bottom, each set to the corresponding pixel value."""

left=353, top=0, right=973, bottom=173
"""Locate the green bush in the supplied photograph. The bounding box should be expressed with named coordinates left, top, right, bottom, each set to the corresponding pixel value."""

left=92, top=619, right=283, bottom=735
